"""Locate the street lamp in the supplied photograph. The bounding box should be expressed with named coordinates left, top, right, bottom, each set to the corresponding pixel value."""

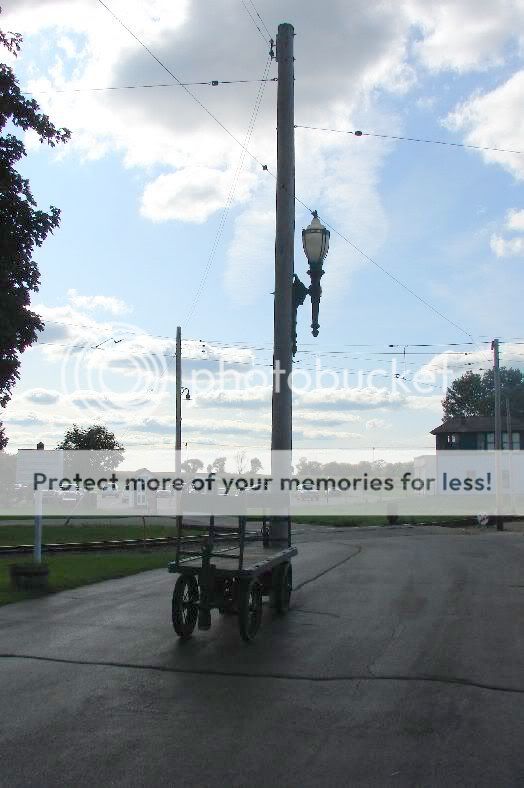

left=182, top=387, right=191, bottom=401
left=302, top=210, right=330, bottom=337
left=292, top=211, right=330, bottom=353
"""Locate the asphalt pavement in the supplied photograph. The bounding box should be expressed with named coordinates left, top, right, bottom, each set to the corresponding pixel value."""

left=0, top=525, right=523, bottom=787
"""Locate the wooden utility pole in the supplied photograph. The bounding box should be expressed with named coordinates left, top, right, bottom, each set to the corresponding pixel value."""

left=506, top=396, right=512, bottom=449
left=175, top=326, right=182, bottom=530
left=492, top=338, right=504, bottom=531
left=493, top=338, right=501, bottom=450
left=270, top=22, right=295, bottom=542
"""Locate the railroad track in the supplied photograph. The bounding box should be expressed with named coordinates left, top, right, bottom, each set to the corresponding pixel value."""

left=0, top=529, right=263, bottom=557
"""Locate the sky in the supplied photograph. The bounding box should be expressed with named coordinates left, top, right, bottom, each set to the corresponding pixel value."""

left=2, top=0, right=524, bottom=469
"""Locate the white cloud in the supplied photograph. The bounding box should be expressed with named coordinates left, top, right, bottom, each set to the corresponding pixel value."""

left=506, top=209, right=524, bottom=232
left=294, top=427, right=362, bottom=441
left=295, top=411, right=360, bottom=426
left=140, top=167, right=255, bottom=223
left=489, top=208, right=524, bottom=258
left=184, top=417, right=270, bottom=437
left=408, top=0, right=524, bottom=72
left=445, top=70, right=524, bottom=181
left=32, top=304, right=253, bottom=370
left=405, top=395, right=443, bottom=411
left=67, top=288, right=131, bottom=315
left=34, top=304, right=114, bottom=352
left=23, top=388, right=61, bottom=405
left=418, top=344, right=524, bottom=382
left=3, top=0, right=417, bottom=308
left=365, top=418, right=388, bottom=430
left=3, top=413, right=73, bottom=428
left=9, top=0, right=524, bottom=310
left=298, top=387, right=404, bottom=410
left=490, top=234, right=524, bottom=258
left=415, top=95, right=436, bottom=111
left=418, top=350, right=485, bottom=377
left=224, top=191, right=275, bottom=305
left=195, top=387, right=270, bottom=408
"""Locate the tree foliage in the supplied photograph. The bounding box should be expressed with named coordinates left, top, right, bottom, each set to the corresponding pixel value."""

left=295, top=457, right=413, bottom=478
left=442, top=368, right=524, bottom=418
left=0, top=13, right=70, bottom=448
left=57, top=424, right=124, bottom=474
left=249, top=457, right=262, bottom=474
left=181, top=458, right=204, bottom=474
left=210, top=457, right=226, bottom=473
left=57, top=424, right=124, bottom=452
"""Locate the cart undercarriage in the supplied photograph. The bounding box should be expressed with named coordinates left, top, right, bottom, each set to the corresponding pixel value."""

left=168, top=516, right=297, bottom=642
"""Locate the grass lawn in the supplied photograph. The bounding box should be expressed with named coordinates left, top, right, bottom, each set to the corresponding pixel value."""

left=0, top=549, right=174, bottom=607
left=0, top=521, right=179, bottom=546
left=293, top=515, right=389, bottom=527
left=293, top=515, right=473, bottom=527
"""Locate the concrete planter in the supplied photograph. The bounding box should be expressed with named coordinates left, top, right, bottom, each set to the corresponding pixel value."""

left=10, top=562, right=49, bottom=591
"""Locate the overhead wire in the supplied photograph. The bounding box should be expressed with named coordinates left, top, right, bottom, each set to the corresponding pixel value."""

left=185, top=52, right=273, bottom=324
left=94, top=0, right=271, bottom=173
left=37, top=334, right=496, bottom=355
left=295, top=124, right=524, bottom=157
left=246, top=0, right=272, bottom=39
left=94, top=0, right=477, bottom=344
left=23, top=77, right=277, bottom=95
left=317, top=215, right=476, bottom=342
left=240, top=0, right=271, bottom=45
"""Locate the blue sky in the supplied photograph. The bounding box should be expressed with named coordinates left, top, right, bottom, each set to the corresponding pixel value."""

left=2, top=0, right=524, bottom=466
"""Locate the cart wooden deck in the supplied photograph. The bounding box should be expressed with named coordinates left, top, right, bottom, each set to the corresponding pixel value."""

left=168, top=516, right=296, bottom=642
left=168, top=542, right=297, bottom=576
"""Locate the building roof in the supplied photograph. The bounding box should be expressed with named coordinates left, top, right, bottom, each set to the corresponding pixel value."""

left=431, top=415, right=524, bottom=434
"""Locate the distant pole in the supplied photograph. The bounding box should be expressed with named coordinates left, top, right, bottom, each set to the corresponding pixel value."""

left=271, top=22, right=295, bottom=542
left=175, top=326, right=182, bottom=529
left=506, top=395, right=514, bottom=519
left=493, top=339, right=501, bottom=450
left=492, top=338, right=504, bottom=531
left=33, top=490, right=42, bottom=563
left=506, top=396, right=512, bottom=449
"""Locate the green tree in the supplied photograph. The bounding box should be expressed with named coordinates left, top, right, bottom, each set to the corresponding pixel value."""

left=0, top=16, right=70, bottom=449
left=295, top=457, right=323, bottom=476
left=250, top=457, right=262, bottom=474
left=442, top=368, right=524, bottom=418
left=210, top=456, right=227, bottom=473
left=57, top=424, right=124, bottom=474
left=181, top=458, right=204, bottom=475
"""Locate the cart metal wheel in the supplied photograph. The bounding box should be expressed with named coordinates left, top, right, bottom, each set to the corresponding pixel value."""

left=274, top=561, right=292, bottom=614
left=238, top=578, right=263, bottom=642
left=172, top=574, right=199, bottom=639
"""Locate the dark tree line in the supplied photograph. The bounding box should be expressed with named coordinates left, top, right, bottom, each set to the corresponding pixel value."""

left=0, top=12, right=70, bottom=448
left=442, top=368, right=524, bottom=419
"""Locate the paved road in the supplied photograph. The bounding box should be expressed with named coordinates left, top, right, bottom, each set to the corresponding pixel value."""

left=0, top=526, right=523, bottom=787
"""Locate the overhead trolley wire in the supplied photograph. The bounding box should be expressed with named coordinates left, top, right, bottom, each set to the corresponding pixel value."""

left=23, top=77, right=277, bottom=95
left=185, top=53, right=273, bottom=324
left=245, top=0, right=272, bottom=39
left=95, top=0, right=271, bottom=173
left=317, top=216, right=476, bottom=342
left=240, top=0, right=271, bottom=45
left=95, top=0, right=477, bottom=344
left=295, top=124, right=524, bottom=157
